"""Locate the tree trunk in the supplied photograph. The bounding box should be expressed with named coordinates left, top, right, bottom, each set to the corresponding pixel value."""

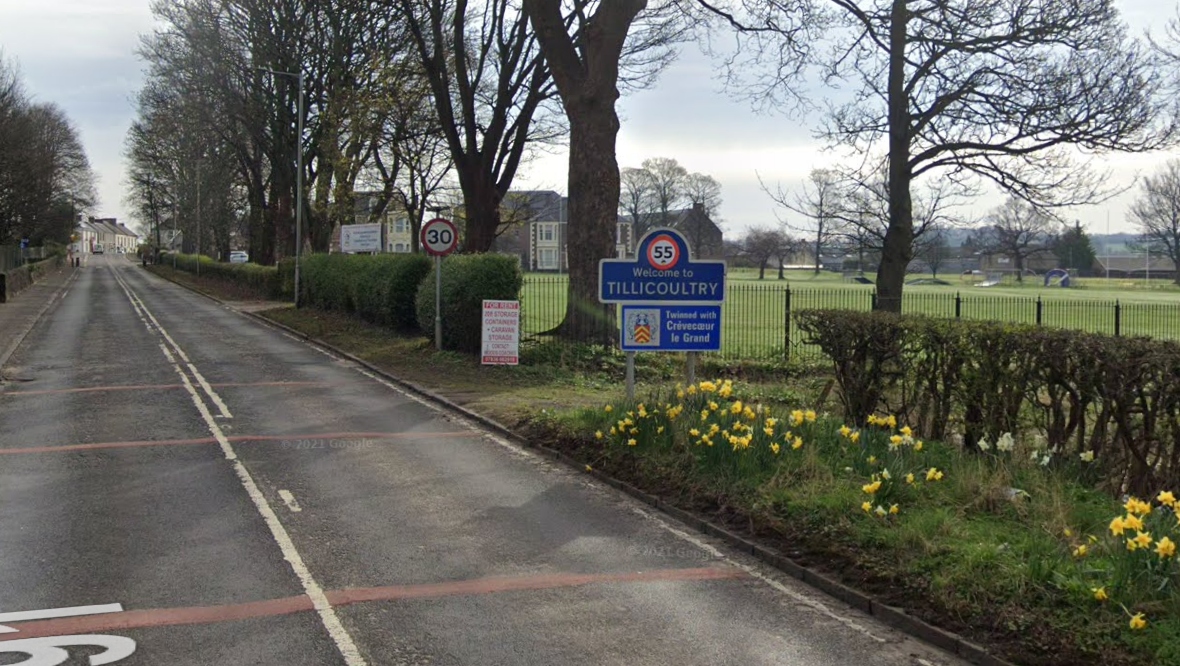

left=457, top=167, right=501, bottom=253
left=758, top=259, right=767, bottom=280
left=814, top=233, right=822, bottom=275
left=557, top=101, right=619, bottom=344
left=1015, top=255, right=1025, bottom=283
left=875, top=0, right=913, bottom=313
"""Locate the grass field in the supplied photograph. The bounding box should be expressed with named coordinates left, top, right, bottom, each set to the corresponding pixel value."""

left=521, top=269, right=1180, bottom=360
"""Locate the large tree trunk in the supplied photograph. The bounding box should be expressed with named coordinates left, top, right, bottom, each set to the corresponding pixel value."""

left=875, top=0, right=913, bottom=313
left=458, top=169, right=501, bottom=253
left=558, top=103, right=619, bottom=343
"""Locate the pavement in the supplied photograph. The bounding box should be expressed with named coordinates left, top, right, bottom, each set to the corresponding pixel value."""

left=0, top=259, right=77, bottom=381
left=0, top=254, right=971, bottom=666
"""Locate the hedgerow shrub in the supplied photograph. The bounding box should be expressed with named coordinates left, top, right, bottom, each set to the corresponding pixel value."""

left=164, top=252, right=284, bottom=299
left=415, top=253, right=522, bottom=353
left=796, top=309, right=1180, bottom=497
left=300, top=253, right=431, bottom=330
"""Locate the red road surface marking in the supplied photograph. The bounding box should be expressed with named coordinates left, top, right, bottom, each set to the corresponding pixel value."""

left=0, top=567, right=746, bottom=640
left=0, top=431, right=479, bottom=456
left=0, top=380, right=352, bottom=398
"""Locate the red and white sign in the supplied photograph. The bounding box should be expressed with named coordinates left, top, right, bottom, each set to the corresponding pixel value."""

left=420, top=218, right=459, bottom=257
left=646, top=233, right=680, bottom=271
left=481, top=300, right=520, bottom=365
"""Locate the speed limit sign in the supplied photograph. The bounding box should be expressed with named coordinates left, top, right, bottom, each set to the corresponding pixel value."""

left=421, top=218, right=459, bottom=257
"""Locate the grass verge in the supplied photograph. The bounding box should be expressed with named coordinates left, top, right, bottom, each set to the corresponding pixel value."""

left=157, top=264, right=1178, bottom=665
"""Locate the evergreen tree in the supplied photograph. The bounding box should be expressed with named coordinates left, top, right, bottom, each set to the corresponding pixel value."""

left=1054, top=221, right=1098, bottom=275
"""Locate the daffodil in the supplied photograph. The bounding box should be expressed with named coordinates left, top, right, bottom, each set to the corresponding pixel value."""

left=764, top=427, right=775, bottom=436
left=850, top=431, right=861, bottom=444
left=595, top=431, right=603, bottom=440
left=926, top=467, right=943, bottom=482
left=1156, top=536, right=1176, bottom=559
left=881, top=468, right=891, bottom=481
left=913, top=440, right=923, bottom=451
left=689, top=428, right=700, bottom=437
left=770, top=442, right=781, bottom=455
left=1079, top=450, right=1095, bottom=462
left=627, top=438, right=638, bottom=447
left=1092, top=586, right=1108, bottom=602
left=1130, top=613, right=1148, bottom=630
left=657, top=426, right=665, bottom=434
left=804, top=410, right=817, bottom=422
left=730, top=401, right=744, bottom=415
left=1157, top=490, right=1176, bottom=507
left=889, top=504, right=899, bottom=515
left=604, top=405, right=613, bottom=413
left=900, top=425, right=912, bottom=437
left=708, top=401, right=719, bottom=411
left=867, top=455, right=877, bottom=465
left=874, top=505, right=887, bottom=516
left=861, top=501, right=872, bottom=512
left=905, top=473, right=915, bottom=485
left=1073, top=545, right=1088, bottom=558
left=765, top=417, right=779, bottom=428
left=862, top=480, right=883, bottom=495
left=839, top=425, right=852, bottom=438
left=637, top=404, right=648, bottom=418
left=1133, top=531, right=1153, bottom=550
left=1123, top=513, right=1144, bottom=532
left=609, top=427, right=618, bottom=436
left=585, top=464, right=593, bottom=471
left=791, top=437, right=803, bottom=450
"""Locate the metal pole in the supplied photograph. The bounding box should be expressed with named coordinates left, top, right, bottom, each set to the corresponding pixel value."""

left=295, top=71, right=303, bottom=308
left=625, top=352, right=636, bottom=401
left=196, top=158, right=201, bottom=276
left=686, top=352, right=697, bottom=386
left=434, top=255, right=442, bottom=350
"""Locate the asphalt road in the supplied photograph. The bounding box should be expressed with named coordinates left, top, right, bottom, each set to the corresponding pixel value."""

left=0, top=254, right=969, bottom=666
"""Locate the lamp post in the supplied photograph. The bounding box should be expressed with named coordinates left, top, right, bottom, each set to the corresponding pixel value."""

left=260, top=66, right=304, bottom=307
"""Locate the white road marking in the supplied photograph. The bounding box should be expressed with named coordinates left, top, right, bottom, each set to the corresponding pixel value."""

left=278, top=490, right=303, bottom=513
left=0, top=604, right=124, bottom=634
left=0, top=634, right=136, bottom=665
left=114, top=269, right=367, bottom=666
left=109, top=268, right=232, bottom=419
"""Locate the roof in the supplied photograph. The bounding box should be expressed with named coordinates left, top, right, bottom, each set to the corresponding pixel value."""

left=504, top=190, right=565, bottom=222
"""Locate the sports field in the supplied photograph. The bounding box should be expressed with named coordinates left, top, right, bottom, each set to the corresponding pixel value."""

left=520, top=269, right=1180, bottom=360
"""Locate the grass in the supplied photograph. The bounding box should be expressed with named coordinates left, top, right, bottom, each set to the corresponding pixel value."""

left=523, top=270, right=1180, bottom=360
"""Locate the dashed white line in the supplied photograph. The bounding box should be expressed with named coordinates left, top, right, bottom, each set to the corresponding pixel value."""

left=278, top=490, right=303, bottom=513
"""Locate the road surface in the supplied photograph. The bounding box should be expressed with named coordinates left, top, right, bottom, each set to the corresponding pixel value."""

left=0, top=255, right=967, bottom=665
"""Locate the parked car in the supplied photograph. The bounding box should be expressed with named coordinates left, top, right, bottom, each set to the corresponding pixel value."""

left=93, top=244, right=104, bottom=254
left=229, top=251, right=249, bottom=264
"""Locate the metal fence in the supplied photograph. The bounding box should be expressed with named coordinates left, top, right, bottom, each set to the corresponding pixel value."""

left=0, top=245, right=21, bottom=273
left=521, top=275, right=1180, bottom=362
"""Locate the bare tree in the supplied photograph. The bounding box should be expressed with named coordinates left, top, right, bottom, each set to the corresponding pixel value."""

left=696, top=0, right=1178, bottom=311
left=742, top=227, right=785, bottom=279
left=914, top=224, right=950, bottom=280
left=524, top=0, right=687, bottom=342
left=764, top=167, right=841, bottom=274
left=620, top=166, right=658, bottom=238
left=682, top=171, right=722, bottom=218
left=978, top=197, right=1057, bottom=283
left=643, top=156, right=688, bottom=228
left=1128, top=159, right=1180, bottom=286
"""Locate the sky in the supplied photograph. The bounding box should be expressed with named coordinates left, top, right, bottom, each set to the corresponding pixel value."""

left=0, top=0, right=1172, bottom=239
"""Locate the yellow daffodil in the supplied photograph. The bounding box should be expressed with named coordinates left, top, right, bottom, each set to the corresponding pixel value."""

left=698, top=381, right=716, bottom=392
left=743, top=407, right=757, bottom=421
left=627, top=438, right=638, bottom=447
left=689, top=428, right=700, bottom=437
left=766, top=417, right=779, bottom=428
left=792, top=437, right=803, bottom=450
left=905, top=473, right=915, bottom=485
left=926, top=467, right=943, bottom=482
left=791, top=410, right=805, bottom=426
left=595, top=431, right=603, bottom=440
left=770, top=442, right=781, bottom=455
left=889, top=504, right=899, bottom=515
left=730, top=401, right=744, bottom=415
left=1073, top=545, right=1088, bottom=558
left=881, top=469, right=891, bottom=480
left=609, top=427, right=618, bottom=436
left=686, top=385, right=698, bottom=396
left=914, top=440, right=924, bottom=451
left=1157, top=490, right=1176, bottom=507
left=861, top=501, right=872, bottom=512
left=718, top=384, right=732, bottom=398
left=1133, top=531, right=1153, bottom=550
left=585, top=464, right=592, bottom=471
left=805, top=410, right=817, bottom=422
left=862, top=480, right=883, bottom=495
left=1156, top=536, right=1176, bottom=559
left=637, top=404, right=648, bottom=418
left=887, top=415, right=897, bottom=429
left=890, top=435, right=904, bottom=445
left=867, top=455, right=877, bottom=464
left=1109, top=516, right=1126, bottom=536
left=764, top=427, right=775, bottom=436
left=1092, top=587, right=1108, bottom=601
left=604, top=405, right=613, bottom=413
left=1130, top=613, right=1148, bottom=630
left=630, top=428, right=639, bottom=436
left=900, top=425, right=913, bottom=437
left=657, top=426, right=665, bottom=434
left=708, top=401, right=719, bottom=411
left=839, top=425, right=852, bottom=438
left=850, top=431, right=861, bottom=444
left=1124, top=514, right=1144, bottom=532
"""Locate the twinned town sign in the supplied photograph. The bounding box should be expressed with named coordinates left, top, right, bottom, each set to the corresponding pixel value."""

left=599, top=228, right=726, bottom=354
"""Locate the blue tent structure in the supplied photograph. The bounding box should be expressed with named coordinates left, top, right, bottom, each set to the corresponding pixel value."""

left=1044, top=269, right=1071, bottom=287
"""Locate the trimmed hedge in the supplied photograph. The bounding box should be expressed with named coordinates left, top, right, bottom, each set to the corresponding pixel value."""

left=300, top=253, right=432, bottom=330
left=164, top=253, right=286, bottom=300
left=416, top=253, right=522, bottom=353
left=796, top=309, right=1180, bottom=497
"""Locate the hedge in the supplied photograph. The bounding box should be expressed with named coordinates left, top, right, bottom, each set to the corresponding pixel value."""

left=796, top=309, right=1180, bottom=498
left=416, top=253, right=522, bottom=353
left=163, top=253, right=286, bottom=300
left=300, top=253, right=431, bottom=330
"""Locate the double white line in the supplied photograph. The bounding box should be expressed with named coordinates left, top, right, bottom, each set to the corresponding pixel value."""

left=109, top=266, right=367, bottom=666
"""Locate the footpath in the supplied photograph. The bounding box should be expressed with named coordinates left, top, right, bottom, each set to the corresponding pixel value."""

left=0, top=262, right=76, bottom=379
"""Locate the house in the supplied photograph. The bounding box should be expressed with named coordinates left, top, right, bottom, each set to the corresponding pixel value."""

left=78, top=218, right=138, bottom=253
left=493, top=191, right=725, bottom=272
left=1093, top=255, right=1177, bottom=280
left=331, top=192, right=416, bottom=253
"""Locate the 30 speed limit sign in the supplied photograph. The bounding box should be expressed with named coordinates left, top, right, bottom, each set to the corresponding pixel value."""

left=421, top=218, right=459, bottom=257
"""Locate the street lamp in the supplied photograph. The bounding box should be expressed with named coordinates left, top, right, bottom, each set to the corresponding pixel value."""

left=259, top=66, right=304, bottom=307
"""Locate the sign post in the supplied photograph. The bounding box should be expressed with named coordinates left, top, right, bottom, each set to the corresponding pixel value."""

left=599, top=228, right=726, bottom=399
left=420, top=217, right=459, bottom=350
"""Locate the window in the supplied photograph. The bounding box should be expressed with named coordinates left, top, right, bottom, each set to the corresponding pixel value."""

left=394, top=219, right=409, bottom=234
left=394, top=243, right=407, bottom=253
left=539, top=248, right=558, bottom=270
left=538, top=223, right=556, bottom=243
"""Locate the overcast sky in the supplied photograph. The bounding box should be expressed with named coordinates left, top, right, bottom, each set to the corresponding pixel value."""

left=0, top=0, right=1172, bottom=238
